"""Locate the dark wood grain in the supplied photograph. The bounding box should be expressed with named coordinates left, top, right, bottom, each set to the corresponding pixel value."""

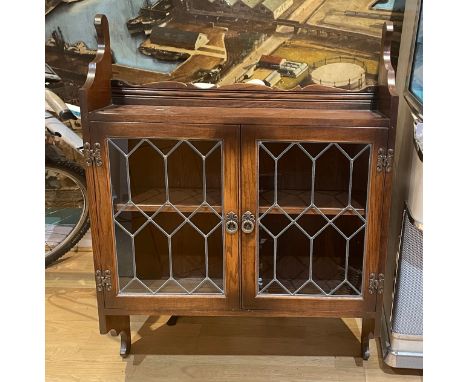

left=240, top=124, right=388, bottom=315
left=77, top=15, right=113, bottom=334
left=361, top=317, right=375, bottom=360
left=100, top=315, right=131, bottom=358
left=79, top=15, right=112, bottom=119
left=79, top=14, right=399, bottom=357
left=93, top=123, right=241, bottom=312
left=101, top=306, right=378, bottom=318
left=90, top=105, right=389, bottom=127
left=110, top=88, right=378, bottom=110
left=374, top=22, right=400, bottom=337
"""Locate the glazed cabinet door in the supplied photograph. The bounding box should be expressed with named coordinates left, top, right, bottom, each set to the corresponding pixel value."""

left=241, top=125, right=388, bottom=315
left=91, top=122, right=240, bottom=313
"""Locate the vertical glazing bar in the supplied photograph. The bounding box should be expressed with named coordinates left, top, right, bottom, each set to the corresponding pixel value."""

left=164, top=156, right=169, bottom=203
left=344, top=240, right=349, bottom=282
left=126, top=150, right=135, bottom=291
left=168, top=236, right=173, bottom=279
left=202, top=156, right=207, bottom=203
left=131, top=235, right=136, bottom=288
left=125, top=155, right=132, bottom=202
left=309, top=238, right=313, bottom=281
left=311, top=159, right=316, bottom=205
left=273, top=237, right=277, bottom=279
left=274, top=158, right=278, bottom=205
left=345, top=147, right=353, bottom=290
left=204, top=236, right=209, bottom=278
left=348, top=160, right=354, bottom=206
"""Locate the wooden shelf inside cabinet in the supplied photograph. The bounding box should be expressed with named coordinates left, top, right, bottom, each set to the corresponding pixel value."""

left=115, top=188, right=222, bottom=213
left=114, top=189, right=365, bottom=215
left=259, top=190, right=366, bottom=216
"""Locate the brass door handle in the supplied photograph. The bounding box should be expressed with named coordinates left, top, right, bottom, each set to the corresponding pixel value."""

left=225, top=212, right=238, bottom=234
left=241, top=211, right=256, bottom=234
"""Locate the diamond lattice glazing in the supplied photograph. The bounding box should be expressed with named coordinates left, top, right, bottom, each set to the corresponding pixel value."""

left=258, top=142, right=370, bottom=296
left=108, top=138, right=224, bottom=295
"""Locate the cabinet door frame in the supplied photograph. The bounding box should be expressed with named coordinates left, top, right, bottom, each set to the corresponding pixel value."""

left=91, top=121, right=240, bottom=313
left=241, top=124, right=388, bottom=316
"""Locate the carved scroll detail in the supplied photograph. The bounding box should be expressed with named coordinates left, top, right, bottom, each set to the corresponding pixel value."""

left=379, top=22, right=397, bottom=97
left=81, top=14, right=395, bottom=103
left=79, top=14, right=113, bottom=114
left=101, top=315, right=131, bottom=358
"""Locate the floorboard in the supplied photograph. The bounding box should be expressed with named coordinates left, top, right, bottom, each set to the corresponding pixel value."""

left=46, top=251, right=423, bottom=382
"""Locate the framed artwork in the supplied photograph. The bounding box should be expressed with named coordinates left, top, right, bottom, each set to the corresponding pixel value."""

left=45, top=0, right=406, bottom=100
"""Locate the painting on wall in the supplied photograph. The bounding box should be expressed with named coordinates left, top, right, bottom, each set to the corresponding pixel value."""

left=45, top=0, right=405, bottom=102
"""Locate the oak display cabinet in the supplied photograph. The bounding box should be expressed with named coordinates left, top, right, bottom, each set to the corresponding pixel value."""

left=80, top=15, right=399, bottom=359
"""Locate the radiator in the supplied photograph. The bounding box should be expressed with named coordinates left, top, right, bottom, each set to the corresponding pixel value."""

left=382, top=207, right=423, bottom=369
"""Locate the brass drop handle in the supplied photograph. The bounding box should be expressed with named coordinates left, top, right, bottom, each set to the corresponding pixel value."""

left=225, top=212, right=238, bottom=234
left=241, top=211, right=256, bottom=234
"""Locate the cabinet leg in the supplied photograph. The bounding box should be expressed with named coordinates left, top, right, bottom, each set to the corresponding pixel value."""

left=100, top=315, right=131, bottom=358
left=166, top=316, right=178, bottom=326
left=116, top=329, right=131, bottom=358
left=361, top=317, right=374, bottom=360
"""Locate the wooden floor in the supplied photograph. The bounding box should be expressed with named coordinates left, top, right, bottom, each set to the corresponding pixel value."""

left=46, top=250, right=423, bottom=382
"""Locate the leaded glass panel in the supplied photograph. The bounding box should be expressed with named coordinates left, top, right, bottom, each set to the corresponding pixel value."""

left=258, top=141, right=370, bottom=296
left=108, top=138, right=224, bottom=295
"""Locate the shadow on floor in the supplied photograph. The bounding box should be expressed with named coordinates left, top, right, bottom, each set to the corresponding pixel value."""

left=122, top=316, right=423, bottom=379
left=130, top=315, right=362, bottom=357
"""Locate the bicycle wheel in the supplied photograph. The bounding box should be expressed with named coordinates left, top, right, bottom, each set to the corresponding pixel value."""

left=45, top=159, right=90, bottom=267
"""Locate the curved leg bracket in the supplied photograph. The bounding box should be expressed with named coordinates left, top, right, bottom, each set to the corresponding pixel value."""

left=101, top=315, right=131, bottom=358
left=361, top=336, right=371, bottom=360
left=361, top=318, right=374, bottom=361
left=111, top=328, right=131, bottom=358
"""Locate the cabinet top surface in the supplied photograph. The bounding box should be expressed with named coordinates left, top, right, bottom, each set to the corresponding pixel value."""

left=89, top=105, right=389, bottom=127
